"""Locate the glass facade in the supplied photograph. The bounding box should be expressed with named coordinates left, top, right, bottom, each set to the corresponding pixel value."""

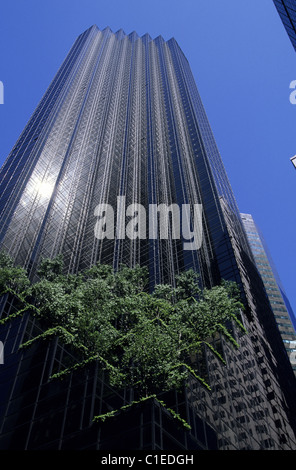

left=241, top=213, right=296, bottom=376
left=273, top=0, right=296, bottom=50
left=1, top=26, right=296, bottom=450
left=0, top=25, right=248, bottom=289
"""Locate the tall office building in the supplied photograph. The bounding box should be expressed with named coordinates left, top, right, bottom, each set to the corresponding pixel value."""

left=0, top=25, right=249, bottom=289
left=241, top=213, right=296, bottom=375
left=273, top=0, right=296, bottom=51
left=1, top=25, right=296, bottom=450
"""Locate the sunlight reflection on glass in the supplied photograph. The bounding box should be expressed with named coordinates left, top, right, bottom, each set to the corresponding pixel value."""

left=36, top=180, right=55, bottom=198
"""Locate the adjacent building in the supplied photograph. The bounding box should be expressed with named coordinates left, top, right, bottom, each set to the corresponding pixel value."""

left=241, top=213, right=296, bottom=376
left=273, top=0, right=296, bottom=51
left=0, top=25, right=296, bottom=450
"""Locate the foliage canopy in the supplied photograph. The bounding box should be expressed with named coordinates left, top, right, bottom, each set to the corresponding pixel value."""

left=0, top=251, right=246, bottom=401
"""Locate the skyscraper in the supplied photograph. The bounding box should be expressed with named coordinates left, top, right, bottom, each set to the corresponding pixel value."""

left=0, top=25, right=248, bottom=290
left=1, top=25, right=296, bottom=451
left=241, top=213, right=296, bottom=375
left=273, top=0, right=296, bottom=51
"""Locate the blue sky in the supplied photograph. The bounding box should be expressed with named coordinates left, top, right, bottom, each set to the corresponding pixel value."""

left=0, top=0, right=295, bottom=321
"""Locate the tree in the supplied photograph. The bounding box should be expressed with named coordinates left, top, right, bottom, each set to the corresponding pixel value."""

left=0, top=251, right=30, bottom=294
left=0, top=255, right=246, bottom=420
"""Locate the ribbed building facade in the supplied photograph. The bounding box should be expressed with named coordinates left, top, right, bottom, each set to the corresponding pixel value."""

left=0, top=25, right=248, bottom=289
left=273, top=0, right=296, bottom=50
left=0, top=26, right=296, bottom=450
